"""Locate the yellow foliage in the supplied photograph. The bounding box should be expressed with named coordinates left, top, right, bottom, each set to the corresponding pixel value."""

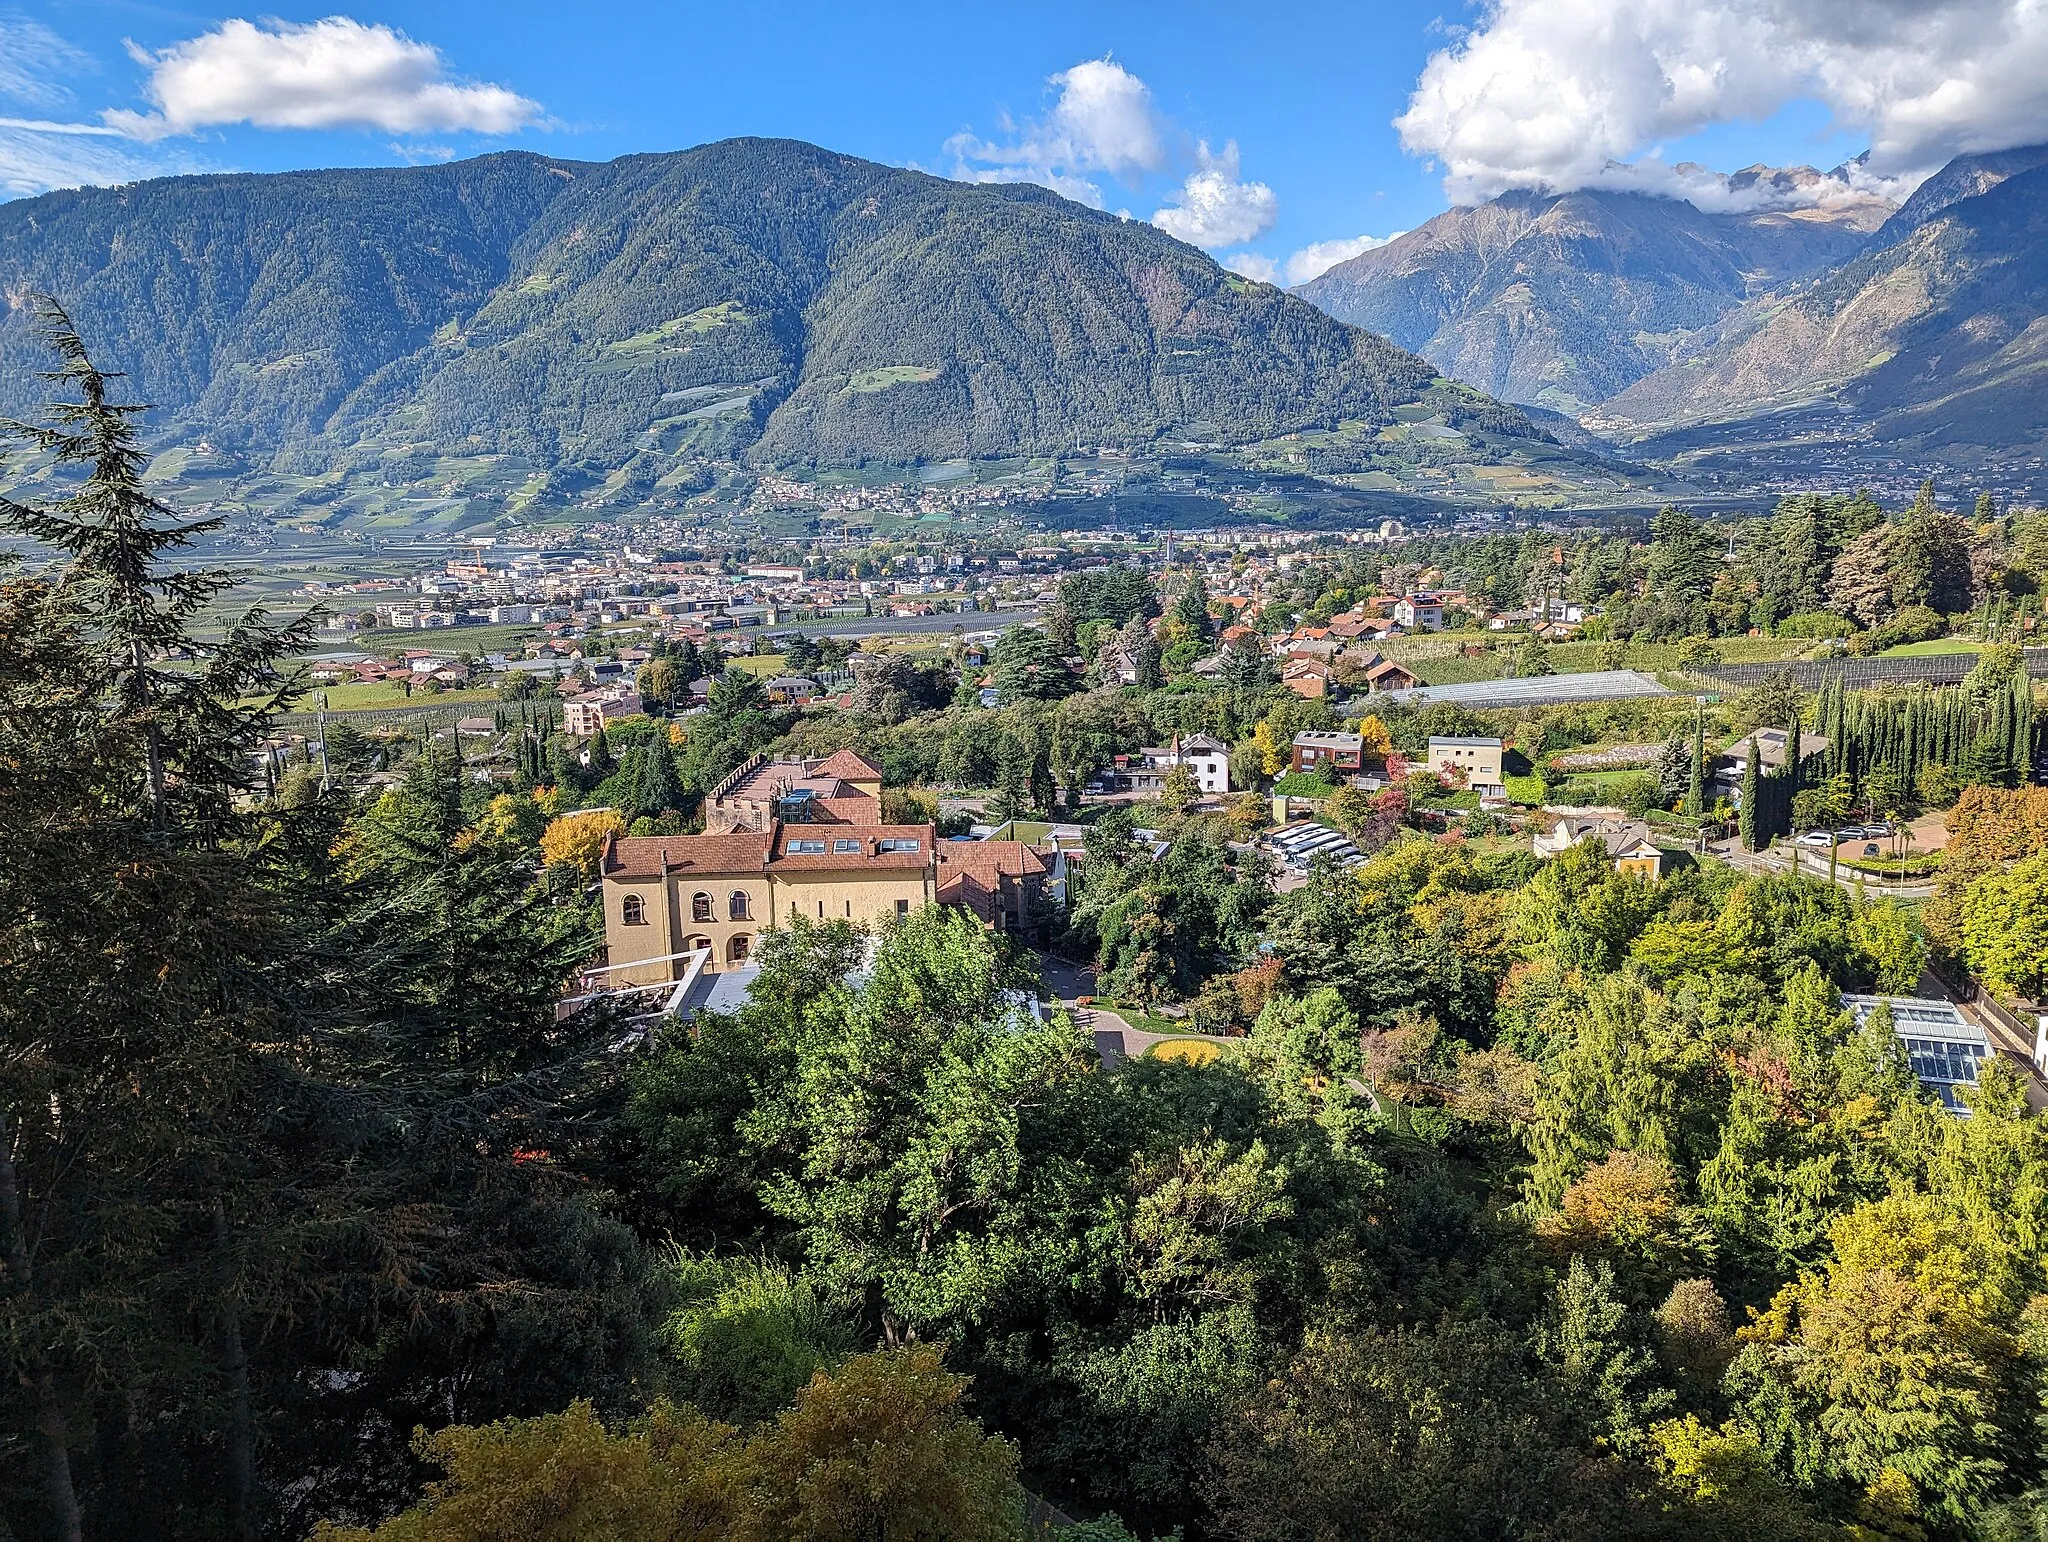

left=315, top=1350, right=1026, bottom=1542
left=1150, top=1037, right=1223, bottom=1065
left=1650, top=1414, right=1774, bottom=1503
left=1251, top=720, right=1285, bottom=778
left=1541, top=1150, right=1683, bottom=1252
left=540, top=809, right=627, bottom=880
left=1355, top=713, right=1393, bottom=762
left=311, top=1399, right=739, bottom=1542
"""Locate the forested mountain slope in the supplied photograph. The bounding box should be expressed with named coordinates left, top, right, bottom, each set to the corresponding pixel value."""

left=1294, top=171, right=1890, bottom=414
left=1589, top=154, right=2048, bottom=457
left=0, top=139, right=1475, bottom=471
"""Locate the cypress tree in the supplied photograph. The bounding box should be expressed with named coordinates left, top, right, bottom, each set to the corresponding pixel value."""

left=1740, top=736, right=1761, bottom=851
left=1684, top=703, right=1705, bottom=817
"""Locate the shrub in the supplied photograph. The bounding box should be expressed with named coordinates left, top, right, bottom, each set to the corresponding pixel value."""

left=1776, top=610, right=1857, bottom=639
left=1271, top=770, right=1336, bottom=798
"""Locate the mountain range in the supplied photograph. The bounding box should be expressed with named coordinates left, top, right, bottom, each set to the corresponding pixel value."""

left=1586, top=148, right=2048, bottom=463
left=1295, top=165, right=1894, bottom=416
left=1298, top=148, right=2048, bottom=473
left=0, top=139, right=1491, bottom=484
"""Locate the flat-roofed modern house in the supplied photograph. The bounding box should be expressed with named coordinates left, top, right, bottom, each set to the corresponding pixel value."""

left=1426, top=736, right=1506, bottom=800
left=1290, top=730, right=1365, bottom=776
left=1843, top=994, right=1992, bottom=1113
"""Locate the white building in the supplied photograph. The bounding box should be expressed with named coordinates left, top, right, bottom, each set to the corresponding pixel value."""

left=1127, top=733, right=1230, bottom=796
left=1393, top=594, right=1445, bottom=631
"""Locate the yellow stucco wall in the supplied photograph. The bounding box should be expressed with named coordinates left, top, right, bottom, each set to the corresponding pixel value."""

left=601, top=868, right=930, bottom=980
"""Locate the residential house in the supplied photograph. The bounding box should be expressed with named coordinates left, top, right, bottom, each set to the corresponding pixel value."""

left=1712, top=728, right=1830, bottom=804
left=1534, top=814, right=1665, bottom=880
left=935, top=841, right=1051, bottom=938
left=1281, top=659, right=1335, bottom=699
left=1123, top=733, right=1231, bottom=796
left=762, top=675, right=822, bottom=705
left=562, top=692, right=619, bottom=737
left=1357, top=656, right=1421, bottom=693
left=1426, top=736, right=1506, bottom=799
left=1291, top=730, right=1365, bottom=776
left=1393, top=594, right=1445, bottom=631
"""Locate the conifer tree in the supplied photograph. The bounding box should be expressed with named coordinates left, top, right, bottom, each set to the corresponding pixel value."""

left=1684, top=704, right=1705, bottom=818
left=1740, top=736, right=1761, bottom=851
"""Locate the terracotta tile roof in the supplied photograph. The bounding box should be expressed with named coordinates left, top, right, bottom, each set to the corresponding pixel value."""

left=605, top=832, right=771, bottom=879
left=811, top=748, right=885, bottom=782
left=936, top=840, right=1048, bottom=882
left=935, top=841, right=1047, bottom=923
left=770, top=823, right=935, bottom=870
left=808, top=796, right=883, bottom=825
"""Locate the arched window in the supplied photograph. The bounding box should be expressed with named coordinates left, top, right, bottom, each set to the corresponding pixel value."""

left=727, top=933, right=752, bottom=963
left=686, top=934, right=712, bottom=956
left=621, top=893, right=646, bottom=925
left=728, top=890, right=751, bottom=921
left=691, top=892, right=712, bottom=923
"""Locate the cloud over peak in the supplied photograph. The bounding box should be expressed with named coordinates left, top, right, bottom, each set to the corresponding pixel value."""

left=105, top=17, right=541, bottom=140
left=946, top=57, right=1165, bottom=204
left=1152, top=140, right=1277, bottom=248
left=949, top=59, right=1280, bottom=249
left=1396, top=0, right=2048, bottom=204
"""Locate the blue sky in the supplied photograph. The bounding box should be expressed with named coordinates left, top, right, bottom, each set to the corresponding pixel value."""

left=10, top=0, right=2045, bottom=282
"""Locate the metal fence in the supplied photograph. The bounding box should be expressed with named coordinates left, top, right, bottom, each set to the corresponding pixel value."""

left=1697, top=649, right=2048, bottom=691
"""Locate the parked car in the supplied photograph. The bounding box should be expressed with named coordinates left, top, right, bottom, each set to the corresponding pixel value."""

left=1796, top=830, right=1835, bottom=847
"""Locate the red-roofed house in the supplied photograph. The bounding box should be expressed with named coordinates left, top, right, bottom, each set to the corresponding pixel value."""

left=600, top=822, right=1052, bottom=982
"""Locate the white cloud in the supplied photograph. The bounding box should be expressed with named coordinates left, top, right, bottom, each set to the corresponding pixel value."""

left=946, top=57, right=1166, bottom=199
left=0, top=17, right=94, bottom=109
left=1151, top=140, right=1278, bottom=248
left=1222, top=232, right=1406, bottom=289
left=1396, top=0, right=2048, bottom=203
left=1225, top=252, right=1281, bottom=283
left=106, top=17, right=541, bottom=141
left=1282, top=232, right=1403, bottom=285
left=0, top=17, right=205, bottom=197
left=0, top=125, right=199, bottom=198
left=1577, top=158, right=1918, bottom=212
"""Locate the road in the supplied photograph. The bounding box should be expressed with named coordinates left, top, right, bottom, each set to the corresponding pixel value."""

left=1709, top=839, right=1936, bottom=901
left=763, top=607, right=1041, bottom=642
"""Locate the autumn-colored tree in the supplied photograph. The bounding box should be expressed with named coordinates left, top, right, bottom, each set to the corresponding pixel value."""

left=1249, top=720, right=1286, bottom=778
left=1538, top=1151, right=1714, bottom=1290
left=312, top=1401, right=739, bottom=1542
left=540, top=808, right=627, bottom=879
left=730, top=1348, right=1024, bottom=1542
left=317, top=1351, right=1024, bottom=1542
left=1355, top=713, right=1394, bottom=764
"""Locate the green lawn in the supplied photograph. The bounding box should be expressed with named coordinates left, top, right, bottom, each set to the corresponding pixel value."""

left=1879, top=639, right=1982, bottom=657
left=303, top=681, right=502, bottom=712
